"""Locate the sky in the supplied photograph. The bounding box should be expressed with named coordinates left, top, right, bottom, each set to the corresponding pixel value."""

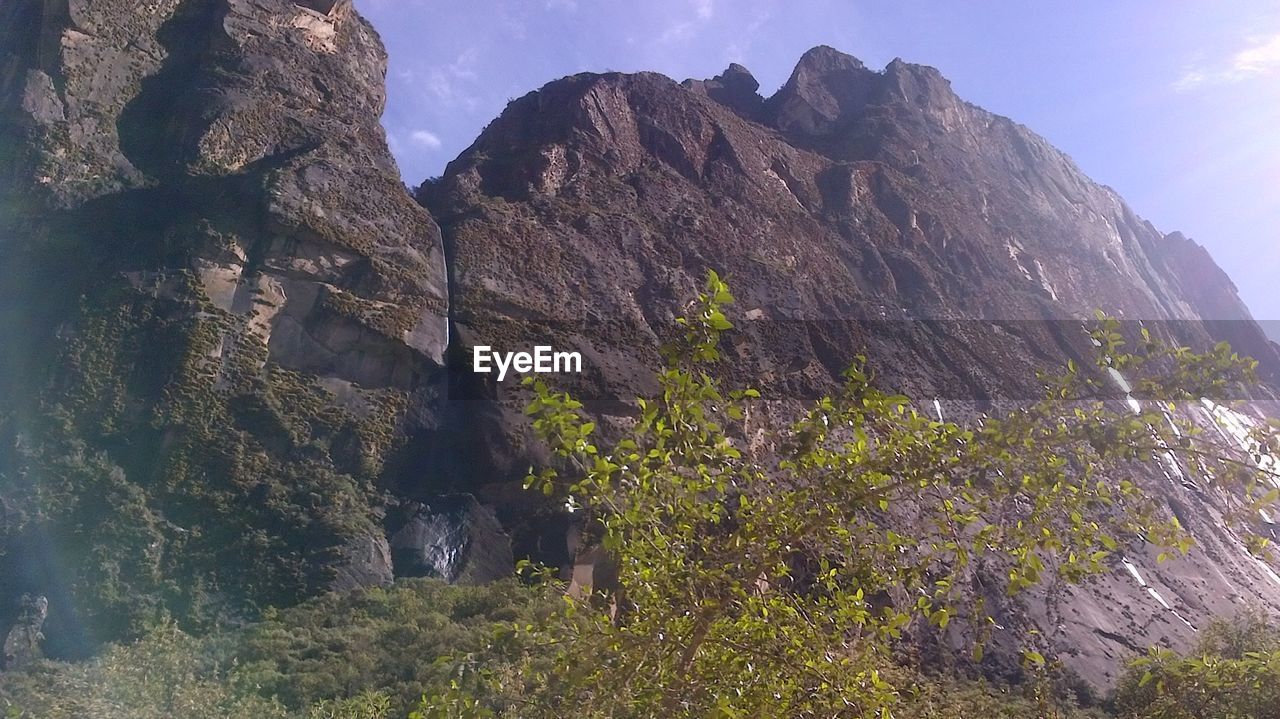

left=354, top=0, right=1280, bottom=332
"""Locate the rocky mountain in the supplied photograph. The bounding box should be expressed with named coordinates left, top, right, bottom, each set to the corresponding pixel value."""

left=2, top=0, right=1278, bottom=690
left=422, top=46, right=1280, bottom=686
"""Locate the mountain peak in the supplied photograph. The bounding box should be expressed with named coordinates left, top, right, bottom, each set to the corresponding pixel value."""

left=717, top=62, right=759, bottom=89
left=682, top=62, right=764, bottom=119
left=767, top=45, right=878, bottom=135
left=794, top=44, right=868, bottom=74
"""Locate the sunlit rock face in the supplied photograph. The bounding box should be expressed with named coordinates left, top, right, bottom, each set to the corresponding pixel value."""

left=429, top=47, right=1278, bottom=396
left=2, top=0, right=1279, bottom=690
left=1, top=0, right=448, bottom=376
left=423, top=46, right=1280, bottom=687
left=0, top=0, right=448, bottom=652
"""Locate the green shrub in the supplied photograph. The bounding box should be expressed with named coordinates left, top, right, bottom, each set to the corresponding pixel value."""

left=232, top=579, right=553, bottom=714
left=894, top=675, right=1103, bottom=719
left=1115, top=610, right=1280, bottom=719
left=0, top=624, right=286, bottom=719
left=459, top=272, right=1268, bottom=718
left=0, top=579, right=553, bottom=719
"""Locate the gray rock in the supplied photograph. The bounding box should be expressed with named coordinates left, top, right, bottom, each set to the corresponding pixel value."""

left=330, top=533, right=394, bottom=592
left=0, top=0, right=449, bottom=642
left=389, top=496, right=514, bottom=584
left=683, top=62, right=764, bottom=121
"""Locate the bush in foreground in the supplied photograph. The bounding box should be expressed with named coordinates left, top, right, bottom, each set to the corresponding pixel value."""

left=5, top=273, right=1275, bottom=718
left=423, top=272, right=1276, bottom=717
left=1115, top=610, right=1280, bottom=719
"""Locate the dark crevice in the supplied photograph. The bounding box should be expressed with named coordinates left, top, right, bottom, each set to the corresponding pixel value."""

left=0, top=1, right=45, bottom=102
left=393, top=190, right=509, bottom=492
left=400, top=188, right=571, bottom=570
left=1092, top=627, right=1142, bottom=653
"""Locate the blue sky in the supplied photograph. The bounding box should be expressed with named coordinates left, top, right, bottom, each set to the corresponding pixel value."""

left=355, top=0, right=1279, bottom=329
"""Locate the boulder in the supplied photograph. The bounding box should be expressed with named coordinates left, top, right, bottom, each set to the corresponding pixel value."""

left=683, top=62, right=765, bottom=120
left=388, top=496, right=514, bottom=584
left=330, top=533, right=394, bottom=592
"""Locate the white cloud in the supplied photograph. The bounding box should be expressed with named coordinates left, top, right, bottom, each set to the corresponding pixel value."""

left=410, top=130, right=442, bottom=149
left=424, top=48, right=481, bottom=108
left=726, top=8, right=771, bottom=63
left=1172, top=69, right=1207, bottom=92
left=1233, top=34, right=1280, bottom=75
left=659, top=20, right=696, bottom=45
left=693, top=0, right=713, bottom=20
left=1175, top=32, right=1280, bottom=91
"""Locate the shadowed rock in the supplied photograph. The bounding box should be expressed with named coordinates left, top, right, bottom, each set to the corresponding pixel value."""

left=2, top=595, right=48, bottom=672
left=683, top=62, right=765, bottom=121
left=388, top=496, right=514, bottom=584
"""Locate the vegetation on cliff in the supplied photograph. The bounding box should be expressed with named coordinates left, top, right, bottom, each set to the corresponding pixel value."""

left=3, top=275, right=1277, bottom=717
left=0, top=0, right=448, bottom=650
left=417, top=274, right=1274, bottom=717
left=2, top=277, right=404, bottom=643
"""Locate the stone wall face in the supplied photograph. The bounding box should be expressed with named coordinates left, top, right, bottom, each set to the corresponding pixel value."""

left=0, top=0, right=448, bottom=651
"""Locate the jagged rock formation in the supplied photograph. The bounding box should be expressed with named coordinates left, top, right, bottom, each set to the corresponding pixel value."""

left=421, top=47, right=1280, bottom=686
left=2, top=0, right=1278, bottom=691
left=0, top=0, right=447, bottom=653
left=429, top=48, right=1277, bottom=371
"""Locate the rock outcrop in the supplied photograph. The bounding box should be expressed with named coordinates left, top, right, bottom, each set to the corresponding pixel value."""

left=0, top=0, right=448, bottom=648
left=387, top=496, right=514, bottom=585
left=1, top=595, right=48, bottom=672
left=330, top=533, right=395, bottom=593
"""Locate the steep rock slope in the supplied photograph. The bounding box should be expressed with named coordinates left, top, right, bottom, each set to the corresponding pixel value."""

left=0, top=0, right=448, bottom=652
left=423, top=47, right=1280, bottom=685
left=2, top=1, right=1277, bottom=690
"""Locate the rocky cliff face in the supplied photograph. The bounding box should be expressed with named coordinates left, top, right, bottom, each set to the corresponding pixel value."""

left=2, top=1, right=1278, bottom=690
left=422, top=46, right=1280, bottom=686
left=0, top=0, right=448, bottom=652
